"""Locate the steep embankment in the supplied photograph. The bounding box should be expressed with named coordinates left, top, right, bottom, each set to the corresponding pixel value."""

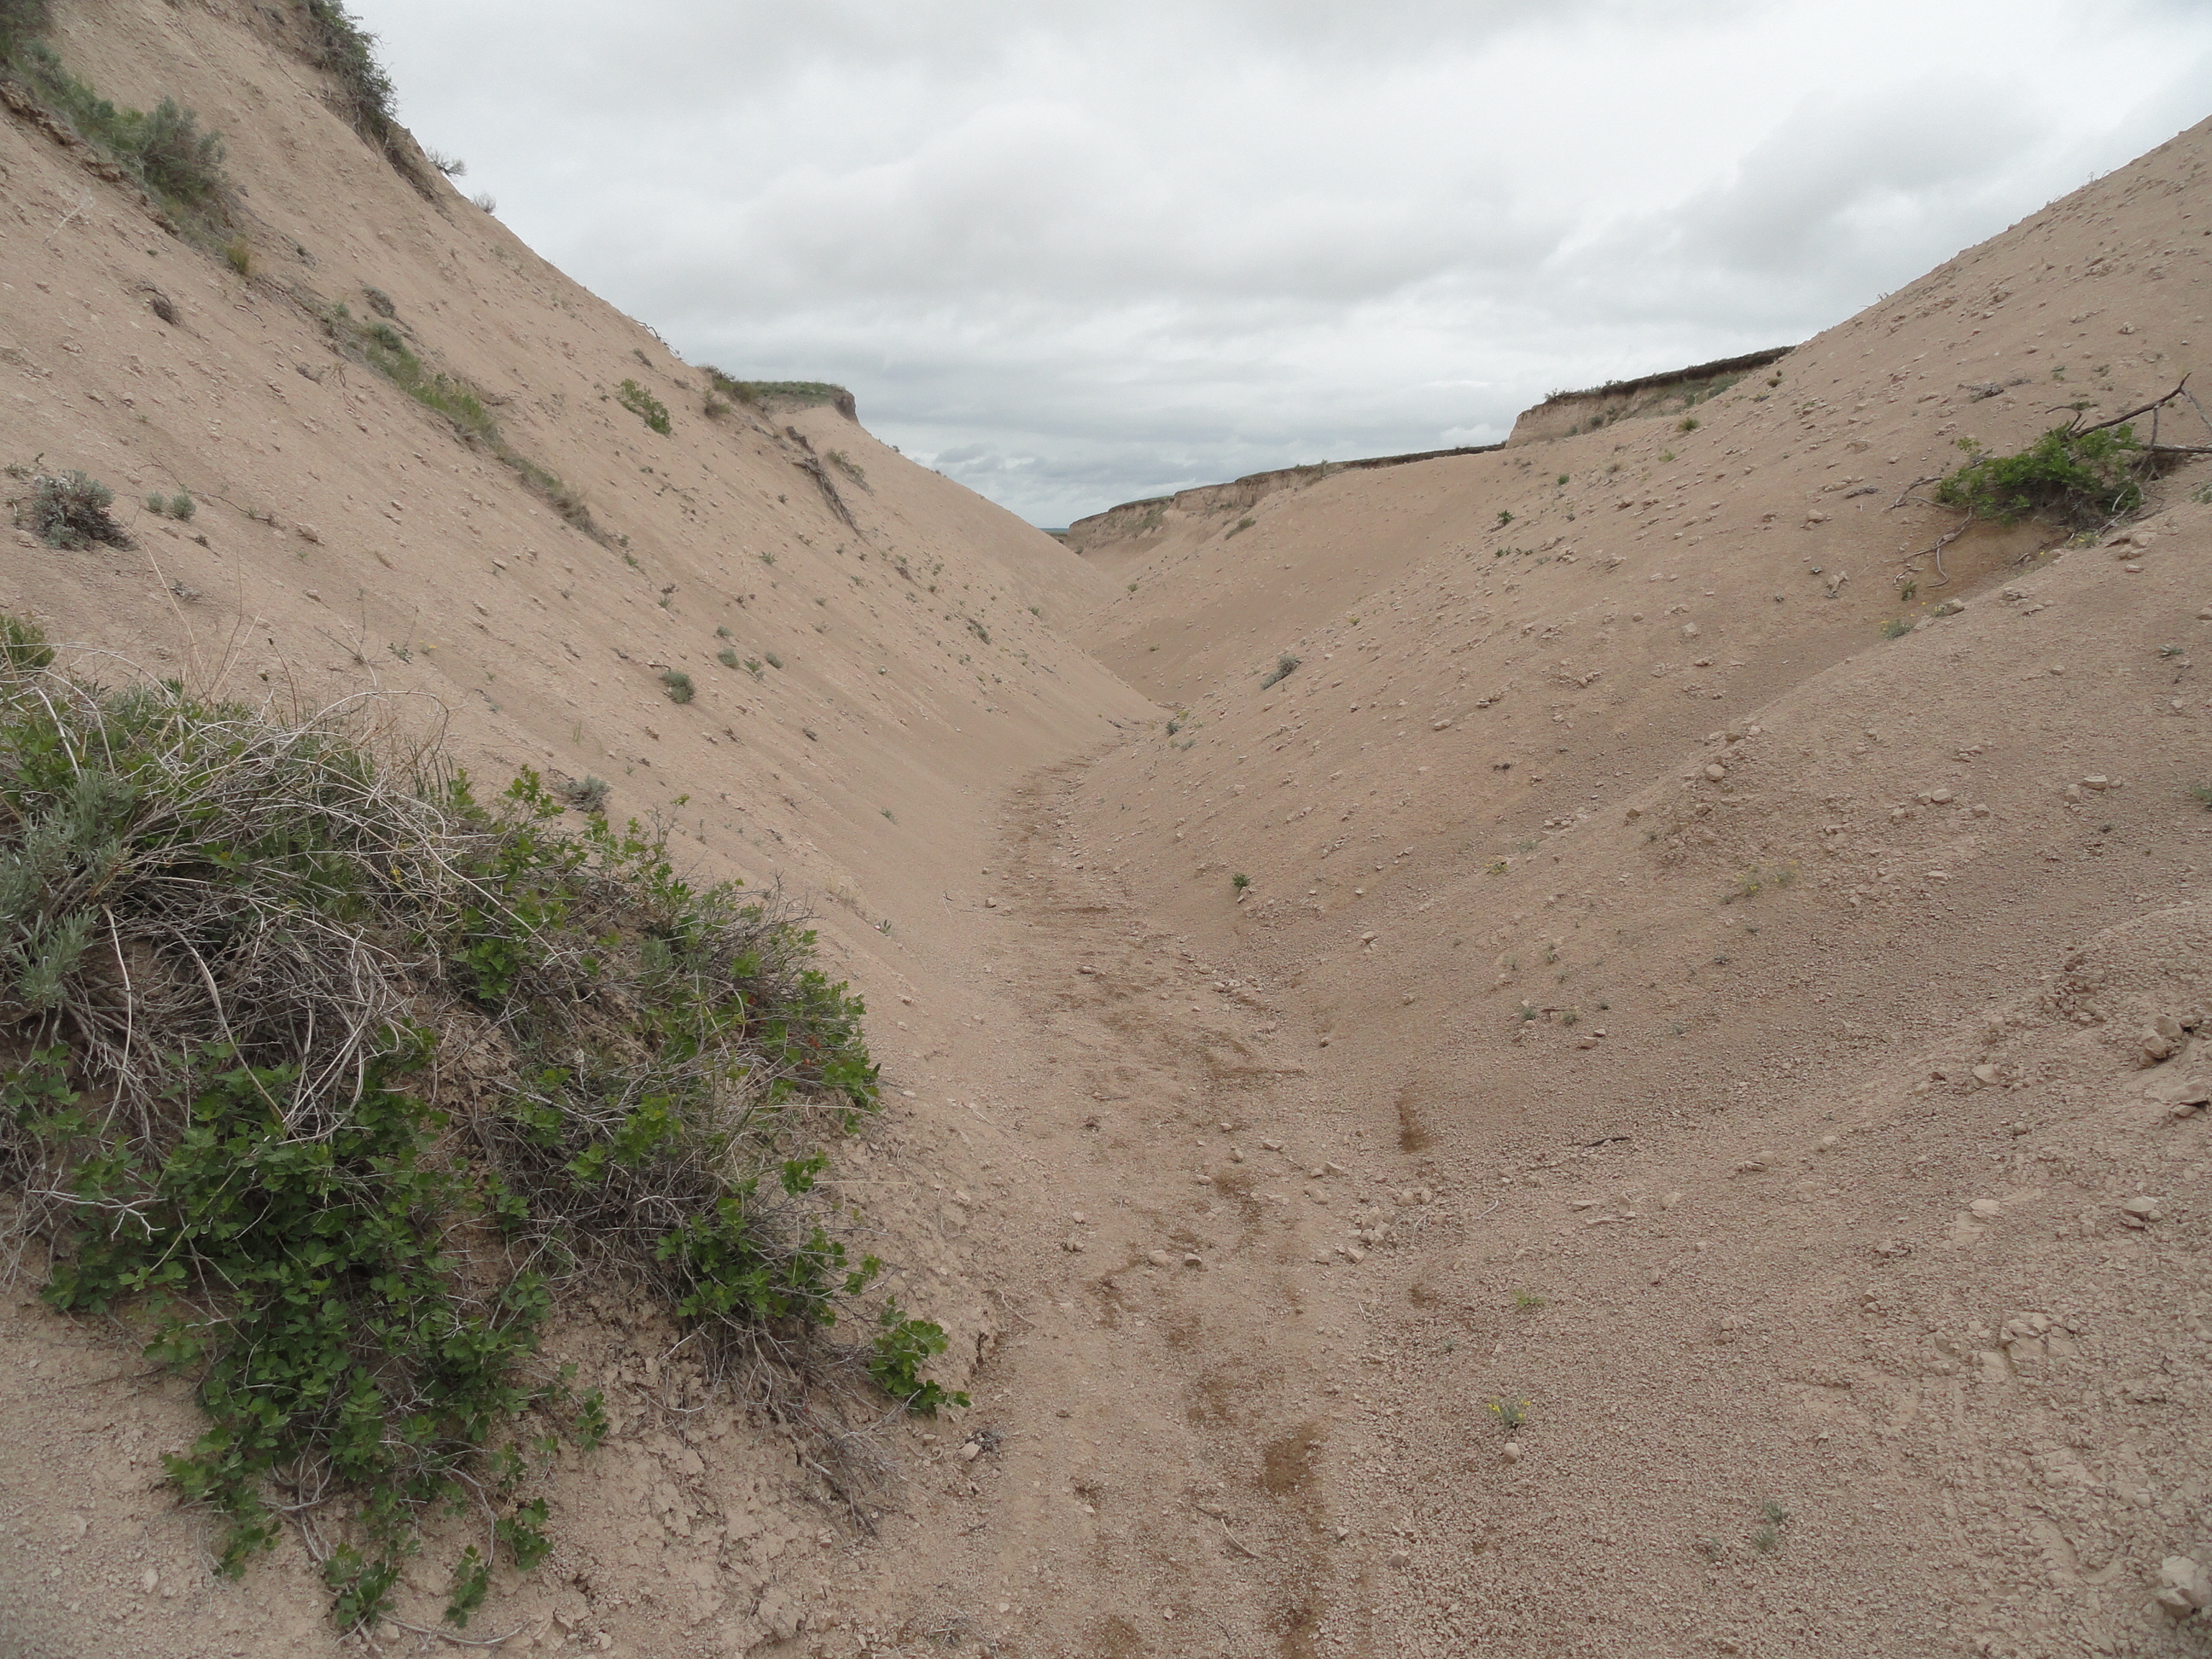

left=0, top=2, right=1158, bottom=1654
left=1039, top=115, right=2212, bottom=1657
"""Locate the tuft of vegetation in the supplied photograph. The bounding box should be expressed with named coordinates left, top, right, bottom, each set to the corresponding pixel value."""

left=2189, top=783, right=2212, bottom=810
left=763, top=652, right=783, bottom=671
left=826, top=450, right=868, bottom=490
left=0, top=635, right=960, bottom=1632
left=321, top=304, right=604, bottom=542
left=716, top=647, right=742, bottom=670
left=659, top=668, right=696, bottom=703
left=0, top=0, right=51, bottom=55
left=1881, top=616, right=1913, bottom=640
left=617, top=380, right=672, bottom=437
left=3, top=38, right=230, bottom=234
left=1678, top=416, right=1699, bottom=433
left=1488, top=1397, right=1529, bottom=1433
left=551, top=774, right=610, bottom=814
left=1935, top=423, right=2154, bottom=528
left=1231, top=872, right=1251, bottom=892
left=144, top=491, right=196, bottom=522
left=1259, top=653, right=1300, bottom=690
left=698, top=370, right=851, bottom=413
left=295, top=0, right=428, bottom=195
left=15, top=468, right=131, bottom=550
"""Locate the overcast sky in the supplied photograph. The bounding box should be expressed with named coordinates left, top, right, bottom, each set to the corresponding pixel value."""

left=347, top=0, right=2212, bottom=527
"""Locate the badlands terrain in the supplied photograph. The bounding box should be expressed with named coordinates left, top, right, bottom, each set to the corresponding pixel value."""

left=2, top=4, right=2210, bottom=1657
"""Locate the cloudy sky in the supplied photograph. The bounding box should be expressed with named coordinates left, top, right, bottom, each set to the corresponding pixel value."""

left=348, top=0, right=2212, bottom=527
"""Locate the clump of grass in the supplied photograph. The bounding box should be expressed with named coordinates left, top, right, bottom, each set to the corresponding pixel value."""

left=1259, top=653, right=1300, bottom=690
left=1513, top=1290, right=1546, bottom=1310
left=697, top=370, right=852, bottom=412
left=826, top=450, right=868, bottom=489
left=617, top=379, right=672, bottom=436
left=1881, top=616, right=1912, bottom=639
left=1678, top=416, right=1699, bottom=433
left=764, top=651, right=783, bottom=671
left=2189, top=783, right=2212, bottom=810
left=322, top=304, right=603, bottom=541
left=716, top=647, right=742, bottom=670
left=1231, top=872, right=1251, bottom=892
left=1936, top=423, right=2156, bottom=527
left=0, top=634, right=958, bottom=1632
left=15, top=468, right=131, bottom=550
left=551, top=773, right=609, bottom=813
left=143, top=490, right=196, bottom=521
left=1225, top=516, right=1255, bottom=538
left=1488, top=1397, right=1529, bottom=1432
left=659, top=668, right=696, bottom=703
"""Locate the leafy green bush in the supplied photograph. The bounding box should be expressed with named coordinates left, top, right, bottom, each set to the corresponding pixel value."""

left=660, top=667, right=695, bottom=702
left=0, top=642, right=952, bottom=1631
left=1936, top=423, right=2150, bottom=527
left=16, top=469, right=129, bottom=549
left=617, top=379, right=672, bottom=436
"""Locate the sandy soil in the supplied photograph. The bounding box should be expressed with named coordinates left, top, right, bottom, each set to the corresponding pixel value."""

left=2, top=5, right=2209, bottom=1657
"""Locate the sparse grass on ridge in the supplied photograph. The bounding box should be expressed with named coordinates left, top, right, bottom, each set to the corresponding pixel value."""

left=0, top=625, right=961, bottom=1633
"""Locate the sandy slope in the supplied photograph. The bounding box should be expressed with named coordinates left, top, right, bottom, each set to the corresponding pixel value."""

left=3, top=4, right=2211, bottom=1657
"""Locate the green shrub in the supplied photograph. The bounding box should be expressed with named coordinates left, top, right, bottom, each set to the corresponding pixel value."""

left=17, top=469, right=129, bottom=549
left=1259, top=652, right=1299, bottom=690
left=660, top=668, right=695, bottom=703
left=617, top=380, right=672, bottom=436
left=5, top=45, right=229, bottom=228
left=716, top=647, right=741, bottom=670
left=1936, top=423, right=2151, bottom=527
left=0, top=645, right=945, bottom=1632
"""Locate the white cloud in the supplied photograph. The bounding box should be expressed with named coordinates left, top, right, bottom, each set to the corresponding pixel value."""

left=350, top=0, right=2212, bottom=524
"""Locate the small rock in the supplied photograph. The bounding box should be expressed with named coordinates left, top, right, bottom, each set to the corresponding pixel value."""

left=1147, top=1249, right=1173, bottom=1268
left=1970, top=1064, right=2000, bottom=1086
left=2081, top=775, right=2110, bottom=790
left=1386, top=1549, right=1412, bottom=1569
left=2122, top=1196, right=2163, bottom=1223
left=1929, top=788, right=1954, bottom=805
left=959, top=1440, right=982, bottom=1462
left=1703, top=764, right=1726, bottom=782
left=1683, top=622, right=1702, bottom=638
left=1500, top=1442, right=1522, bottom=1464
left=1183, top=1253, right=1203, bottom=1269
left=2157, top=1556, right=2208, bottom=1618
left=2142, top=1026, right=2181, bottom=1065
left=1970, top=802, right=1991, bottom=818
left=1968, top=1198, right=2002, bottom=1220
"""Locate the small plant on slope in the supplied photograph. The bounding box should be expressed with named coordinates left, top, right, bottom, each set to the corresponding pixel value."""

left=1935, top=422, right=2154, bottom=528
left=617, top=379, right=672, bottom=436
left=16, top=469, right=130, bottom=549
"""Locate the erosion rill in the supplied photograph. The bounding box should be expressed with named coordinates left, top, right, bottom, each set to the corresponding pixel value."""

left=3, top=5, right=2211, bottom=1657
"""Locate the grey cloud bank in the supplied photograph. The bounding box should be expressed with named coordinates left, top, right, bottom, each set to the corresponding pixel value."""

left=352, top=0, right=2212, bottom=526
